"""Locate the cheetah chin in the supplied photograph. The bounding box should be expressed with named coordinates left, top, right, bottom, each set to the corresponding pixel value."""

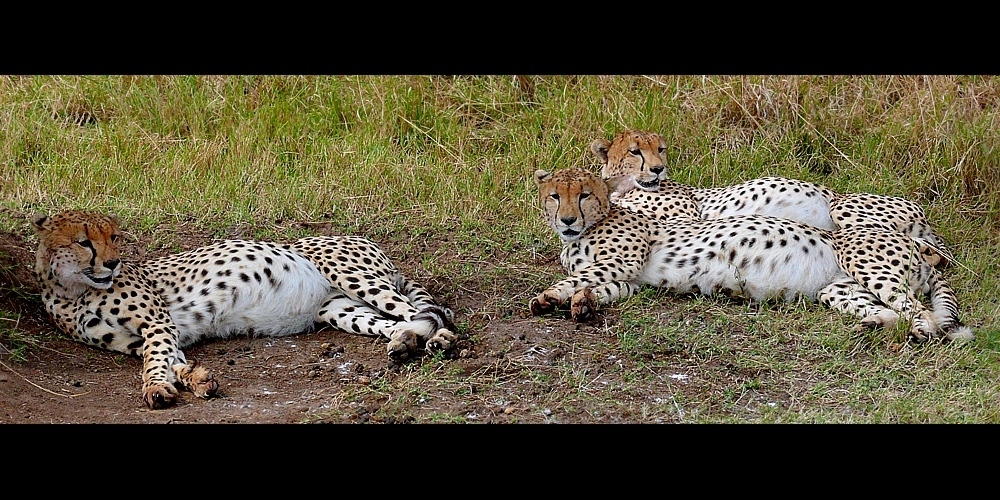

left=82, top=270, right=116, bottom=287
left=636, top=178, right=660, bottom=190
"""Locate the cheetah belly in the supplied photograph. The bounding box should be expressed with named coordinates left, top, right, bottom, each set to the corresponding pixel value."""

left=154, top=251, right=332, bottom=346
left=641, top=223, right=846, bottom=302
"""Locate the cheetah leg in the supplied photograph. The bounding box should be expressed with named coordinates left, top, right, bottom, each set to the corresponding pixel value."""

left=389, top=308, right=458, bottom=361
left=570, top=281, right=639, bottom=321
left=818, top=276, right=902, bottom=332
left=316, top=290, right=456, bottom=362
left=396, top=272, right=448, bottom=314
left=531, top=262, right=643, bottom=317
left=91, top=320, right=183, bottom=409
left=833, top=231, right=942, bottom=341
left=342, top=273, right=454, bottom=335
left=926, top=269, right=974, bottom=340
left=316, top=290, right=405, bottom=338
left=860, top=270, right=938, bottom=342
left=846, top=273, right=937, bottom=341
left=395, top=273, right=458, bottom=353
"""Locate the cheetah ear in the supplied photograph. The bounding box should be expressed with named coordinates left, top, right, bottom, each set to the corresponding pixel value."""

left=31, top=212, right=49, bottom=233
left=107, top=213, right=120, bottom=226
left=590, top=138, right=611, bottom=163
left=914, top=238, right=948, bottom=268
left=534, top=169, right=553, bottom=186
left=605, top=175, right=628, bottom=195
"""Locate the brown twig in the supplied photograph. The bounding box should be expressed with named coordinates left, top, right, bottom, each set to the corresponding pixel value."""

left=0, top=359, right=90, bottom=398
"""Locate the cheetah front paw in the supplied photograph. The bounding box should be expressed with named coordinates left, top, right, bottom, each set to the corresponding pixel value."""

left=387, top=329, right=419, bottom=362
left=173, top=360, right=219, bottom=399
left=143, top=382, right=179, bottom=409
left=529, top=290, right=563, bottom=316
left=570, top=287, right=597, bottom=322
left=426, top=328, right=458, bottom=355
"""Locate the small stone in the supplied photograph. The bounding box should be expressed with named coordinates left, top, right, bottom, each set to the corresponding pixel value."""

left=357, top=376, right=370, bottom=385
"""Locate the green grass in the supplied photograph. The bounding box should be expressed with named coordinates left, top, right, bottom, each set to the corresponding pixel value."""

left=2, top=75, right=999, bottom=423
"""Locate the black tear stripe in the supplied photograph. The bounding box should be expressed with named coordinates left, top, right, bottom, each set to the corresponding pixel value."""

left=79, top=238, right=97, bottom=266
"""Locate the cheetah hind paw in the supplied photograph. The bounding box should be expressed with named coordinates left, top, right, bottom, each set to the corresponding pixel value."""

left=907, top=313, right=940, bottom=343
left=387, top=329, right=419, bottom=362
left=425, top=328, right=458, bottom=355
left=857, top=309, right=900, bottom=332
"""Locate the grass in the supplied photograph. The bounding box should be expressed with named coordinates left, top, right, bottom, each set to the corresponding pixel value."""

left=1, top=75, right=998, bottom=423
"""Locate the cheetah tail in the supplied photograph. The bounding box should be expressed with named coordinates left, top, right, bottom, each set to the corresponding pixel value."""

left=946, top=325, right=975, bottom=341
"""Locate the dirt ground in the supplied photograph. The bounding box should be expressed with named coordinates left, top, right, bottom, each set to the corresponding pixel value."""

left=2, top=219, right=690, bottom=424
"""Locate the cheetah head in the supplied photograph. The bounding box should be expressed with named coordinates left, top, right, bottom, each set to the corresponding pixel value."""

left=32, top=210, right=123, bottom=294
left=590, top=129, right=668, bottom=193
left=535, top=168, right=622, bottom=242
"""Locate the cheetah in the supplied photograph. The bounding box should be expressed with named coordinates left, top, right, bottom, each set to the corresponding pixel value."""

left=32, top=210, right=458, bottom=409
left=528, top=167, right=973, bottom=342
left=591, top=129, right=954, bottom=263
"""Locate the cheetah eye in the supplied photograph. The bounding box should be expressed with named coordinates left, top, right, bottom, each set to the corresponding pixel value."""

left=629, top=148, right=640, bottom=155
left=549, top=193, right=560, bottom=201
left=579, top=192, right=591, bottom=200
left=75, top=238, right=93, bottom=248
left=658, top=147, right=666, bottom=154
left=110, top=234, right=120, bottom=243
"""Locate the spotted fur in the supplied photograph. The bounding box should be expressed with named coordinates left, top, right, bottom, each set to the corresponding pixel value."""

left=591, top=129, right=954, bottom=263
left=530, top=168, right=972, bottom=342
left=32, top=210, right=457, bottom=409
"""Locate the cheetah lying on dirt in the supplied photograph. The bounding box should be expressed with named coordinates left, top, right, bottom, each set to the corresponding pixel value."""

left=32, top=210, right=457, bottom=409
left=529, top=167, right=973, bottom=342
left=592, top=129, right=954, bottom=263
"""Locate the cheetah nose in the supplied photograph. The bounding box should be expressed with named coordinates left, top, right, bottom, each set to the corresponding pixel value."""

left=105, top=258, right=121, bottom=270
left=650, top=165, right=665, bottom=176
left=560, top=216, right=577, bottom=225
